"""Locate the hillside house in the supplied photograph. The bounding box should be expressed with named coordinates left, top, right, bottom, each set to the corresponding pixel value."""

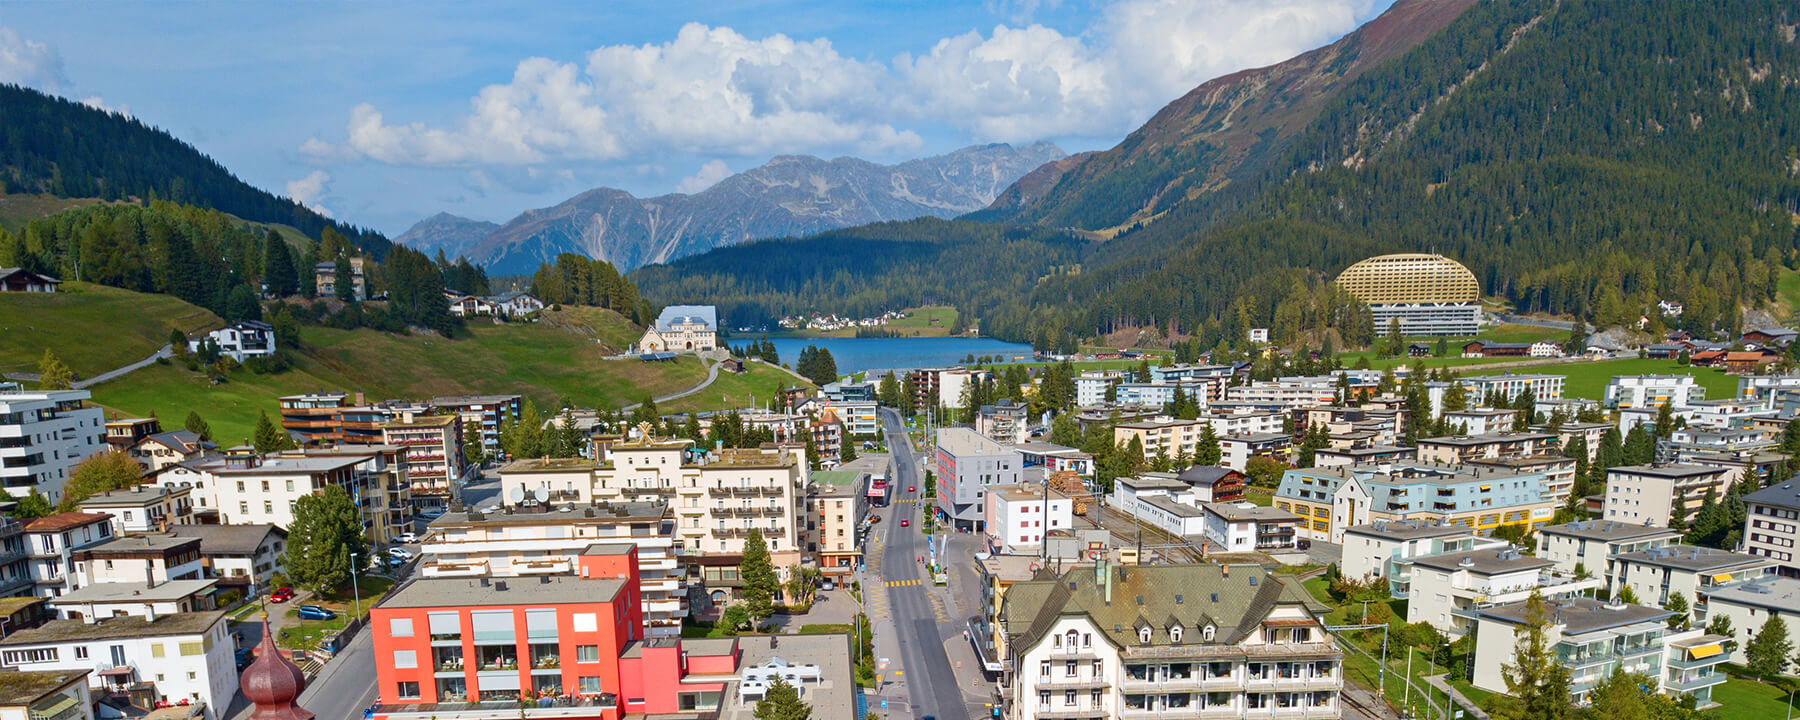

left=313, top=257, right=366, bottom=300
left=1462, top=340, right=1532, bottom=358
left=187, top=320, right=276, bottom=361
left=487, top=290, right=544, bottom=317
left=0, top=268, right=59, bottom=293
left=442, top=290, right=494, bottom=317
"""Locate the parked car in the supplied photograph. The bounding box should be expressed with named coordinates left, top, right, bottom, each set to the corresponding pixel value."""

left=269, top=587, right=295, bottom=603
left=387, top=555, right=407, bottom=568
left=1297, top=539, right=1312, bottom=550
left=821, top=579, right=836, bottom=591
left=297, top=605, right=336, bottom=621
left=397, top=532, right=419, bottom=544
left=388, top=547, right=413, bottom=560
left=418, top=508, right=445, bottom=520
left=235, top=648, right=255, bottom=670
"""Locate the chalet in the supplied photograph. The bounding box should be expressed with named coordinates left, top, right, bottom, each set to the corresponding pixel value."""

left=1726, top=350, right=1779, bottom=374
left=443, top=290, right=494, bottom=317
left=1658, top=300, right=1685, bottom=317
left=1462, top=340, right=1532, bottom=358
left=187, top=320, right=276, bottom=361
left=1690, top=350, right=1727, bottom=367
left=1742, top=327, right=1800, bottom=347
left=128, top=430, right=218, bottom=472
left=313, top=257, right=366, bottom=300
left=720, top=358, right=746, bottom=374
left=1644, top=343, right=1689, bottom=360
left=0, top=267, right=60, bottom=293
left=1408, top=343, right=1433, bottom=358
left=487, top=290, right=544, bottom=317
left=1528, top=340, right=1563, bottom=358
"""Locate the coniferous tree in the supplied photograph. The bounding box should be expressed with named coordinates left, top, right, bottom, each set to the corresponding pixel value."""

left=741, top=529, right=779, bottom=624
left=752, top=678, right=812, bottom=720
left=261, top=230, right=297, bottom=297
left=1196, top=423, right=1222, bottom=466
left=184, top=411, right=212, bottom=441
left=1493, top=590, right=1574, bottom=720
left=252, top=410, right=291, bottom=454
left=1747, top=615, right=1794, bottom=676
left=281, top=485, right=368, bottom=595
left=37, top=350, right=74, bottom=390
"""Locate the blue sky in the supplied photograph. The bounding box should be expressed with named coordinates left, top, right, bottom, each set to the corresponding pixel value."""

left=1, top=0, right=1392, bottom=237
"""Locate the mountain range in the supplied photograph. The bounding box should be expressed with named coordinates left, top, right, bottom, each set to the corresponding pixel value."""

left=400, top=142, right=1065, bottom=276
left=636, top=0, right=1800, bottom=347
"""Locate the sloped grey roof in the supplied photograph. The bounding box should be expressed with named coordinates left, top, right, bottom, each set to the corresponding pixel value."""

left=654, top=305, right=717, bottom=332
left=1001, top=564, right=1326, bottom=654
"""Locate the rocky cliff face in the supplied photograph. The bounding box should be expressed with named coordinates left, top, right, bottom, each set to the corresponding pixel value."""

left=402, top=142, right=1065, bottom=275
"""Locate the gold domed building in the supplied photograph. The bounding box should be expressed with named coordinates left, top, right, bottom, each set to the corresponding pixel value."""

left=1335, top=253, right=1481, bottom=336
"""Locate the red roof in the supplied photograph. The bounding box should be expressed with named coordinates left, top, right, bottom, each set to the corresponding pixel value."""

left=1691, top=350, right=1726, bottom=361
left=1726, top=351, right=1774, bottom=362
left=24, top=512, right=111, bottom=533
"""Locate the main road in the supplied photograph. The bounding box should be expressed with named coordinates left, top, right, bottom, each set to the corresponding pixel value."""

left=877, top=408, right=969, bottom=720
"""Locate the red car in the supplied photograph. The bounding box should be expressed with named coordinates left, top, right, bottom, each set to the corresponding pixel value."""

left=900, top=519, right=910, bottom=527
left=269, top=587, right=295, bottom=603
left=908, top=485, right=916, bottom=492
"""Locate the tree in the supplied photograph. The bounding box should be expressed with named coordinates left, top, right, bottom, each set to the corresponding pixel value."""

left=224, top=284, right=262, bottom=322
left=169, top=328, right=189, bottom=358
left=1493, top=590, right=1574, bottom=720
left=1442, top=382, right=1468, bottom=413
left=719, top=603, right=752, bottom=634
left=1666, top=593, right=1690, bottom=630
left=1746, top=614, right=1794, bottom=676
left=37, top=349, right=73, bottom=390
left=1705, top=613, right=1733, bottom=639
left=785, top=566, right=823, bottom=606
left=741, top=529, right=779, bottom=624
left=252, top=410, right=292, bottom=454
left=184, top=411, right=212, bottom=442
left=839, top=438, right=858, bottom=463
left=1616, top=585, right=1640, bottom=604
left=1050, top=413, right=1080, bottom=447
left=1244, top=456, right=1287, bottom=489
left=461, top=420, right=485, bottom=467
left=795, top=345, right=838, bottom=386
left=61, top=450, right=143, bottom=509
left=1581, top=668, right=1651, bottom=720
left=280, top=485, right=368, bottom=595
left=333, top=254, right=355, bottom=302
left=262, top=229, right=298, bottom=297
left=877, top=371, right=902, bottom=408
left=753, top=678, right=812, bottom=720
left=1195, top=423, right=1221, bottom=465
left=10, top=490, right=54, bottom=519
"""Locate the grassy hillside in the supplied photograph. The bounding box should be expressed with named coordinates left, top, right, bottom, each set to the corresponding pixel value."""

left=1469, top=358, right=1737, bottom=401
left=770, top=305, right=961, bottom=338
left=6, top=285, right=715, bottom=443
left=0, top=282, right=220, bottom=378
left=660, top=361, right=810, bottom=416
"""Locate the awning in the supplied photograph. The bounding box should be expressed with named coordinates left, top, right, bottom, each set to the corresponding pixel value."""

left=1688, top=644, right=1723, bottom=660
left=98, top=666, right=135, bottom=676
left=1712, top=573, right=1733, bottom=583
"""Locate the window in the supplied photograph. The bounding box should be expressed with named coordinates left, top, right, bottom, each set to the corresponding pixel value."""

left=74, top=647, right=88, bottom=659
left=1083, top=633, right=1091, bottom=647
left=577, top=645, right=600, bottom=662
left=1, top=649, right=56, bottom=664
left=1040, top=662, right=1050, bottom=677
left=179, top=641, right=204, bottom=656
left=1092, top=660, right=1103, bottom=675
left=286, top=479, right=295, bottom=492
left=151, top=643, right=166, bottom=658
left=390, top=617, right=415, bottom=637
left=1064, top=690, right=1076, bottom=706
left=263, top=501, right=273, bottom=514
left=239, top=502, right=249, bottom=515
left=261, top=481, right=270, bottom=493
left=1065, top=660, right=1077, bottom=677
left=396, top=682, right=420, bottom=699
left=394, top=650, right=417, bottom=668
left=573, top=613, right=598, bottom=632
left=579, top=677, right=604, bottom=694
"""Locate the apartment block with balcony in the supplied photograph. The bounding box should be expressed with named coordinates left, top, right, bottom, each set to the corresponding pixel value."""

left=1743, top=482, right=1800, bottom=575
left=1339, top=520, right=1487, bottom=589
left=22, top=514, right=113, bottom=599
left=1609, top=544, right=1774, bottom=608
left=0, top=610, right=235, bottom=720
left=382, top=413, right=466, bottom=512
left=977, top=400, right=1031, bottom=446
left=1472, top=597, right=1725, bottom=708
left=1407, top=545, right=1601, bottom=638
left=1200, top=503, right=1301, bottom=553
left=806, top=470, right=866, bottom=577
left=1275, top=463, right=1556, bottom=545
left=1604, top=375, right=1705, bottom=410
left=1697, top=577, right=1800, bottom=667
left=430, top=395, right=521, bottom=457
left=1534, top=520, right=1682, bottom=580
left=0, top=390, right=106, bottom=504
left=0, top=515, right=32, bottom=597
left=1415, top=432, right=1560, bottom=464
left=1000, top=563, right=1342, bottom=720
left=418, top=503, right=684, bottom=637
left=75, top=485, right=194, bottom=535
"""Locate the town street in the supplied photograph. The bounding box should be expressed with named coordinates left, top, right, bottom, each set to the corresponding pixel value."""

left=875, top=408, right=971, bottom=720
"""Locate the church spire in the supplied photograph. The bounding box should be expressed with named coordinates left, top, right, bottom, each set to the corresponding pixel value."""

left=238, top=614, right=315, bottom=720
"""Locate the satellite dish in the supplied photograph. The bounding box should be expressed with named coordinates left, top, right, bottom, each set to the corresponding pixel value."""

left=508, top=487, right=525, bottom=504
left=533, top=488, right=549, bottom=503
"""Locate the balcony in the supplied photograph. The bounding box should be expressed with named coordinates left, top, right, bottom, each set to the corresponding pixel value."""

left=1666, top=673, right=1725, bottom=693
left=1033, top=677, right=1111, bottom=691
left=514, top=559, right=572, bottom=575
left=374, top=694, right=617, bottom=719
left=1033, top=708, right=1107, bottom=719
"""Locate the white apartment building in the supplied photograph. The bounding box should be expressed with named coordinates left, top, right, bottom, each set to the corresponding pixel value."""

left=1220, top=433, right=1293, bottom=472
left=983, top=484, right=1072, bottom=554
left=1440, top=409, right=1518, bottom=436
left=1000, top=563, right=1342, bottom=720
left=0, top=389, right=106, bottom=503
left=160, top=452, right=368, bottom=528
left=1608, top=545, right=1774, bottom=607
left=1074, top=372, right=1121, bottom=408
left=0, top=670, right=92, bottom=720
left=1534, top=520, right=1683, bottom=579
left=498, top=439, right=807, bottom=569
left=22, top=513, right=114, bottom=598
left=1743, top=482, right=1800, bottom=575
left=76, top=485, right=194, bottom=535
left=1201, top=503, right=1302, bottom=553
left=186, top=320, right=276, bottom=362
left=380, top=413, right=465, bottom=512
left=1698, top=577, right=1800, bottom=666
left=1403, top=545, right=1600, bottom=637
left=1604, top=375, right=1705, bottom=410
left=1471, top=597, right=1726, bottom=708
left=418, top=503, right=687, bottom=636
left=835, top=401, right=879, bottom=437
left=935, top=428, right=1022, bottom=532
left=1339, top=520, right=1486, bottom=586
left=0, top=611, right=237, bottom=720
left=166, top=524, right=287, bottom=594
left=1603, top=464, right=1736, bottom=527
left=1686, top=398, right=1778, bottom=429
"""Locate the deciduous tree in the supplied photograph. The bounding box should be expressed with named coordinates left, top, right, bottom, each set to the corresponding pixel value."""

left=61, top=450, right=143, bottom=509
left=37, top=350, right=73, bottom=390
left=1746, top=614, right=1794, bottom=676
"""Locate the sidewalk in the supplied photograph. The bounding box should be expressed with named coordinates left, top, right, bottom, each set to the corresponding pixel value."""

left=1424, top=674, right=1490, bottom=720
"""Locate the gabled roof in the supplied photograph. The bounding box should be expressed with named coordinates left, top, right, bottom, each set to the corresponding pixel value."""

left=24, top=512, right=111, bottom=533
left=653, top=305, right=718, bottom=332
left=135, top=430, right=215, bottom=455
left=0, top=267, right=61, bottom=284
left=1001, top=564, right=1326, bottom=653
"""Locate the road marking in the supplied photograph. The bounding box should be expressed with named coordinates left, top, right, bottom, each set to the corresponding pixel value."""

left=884, top=579, right=923, bottom=587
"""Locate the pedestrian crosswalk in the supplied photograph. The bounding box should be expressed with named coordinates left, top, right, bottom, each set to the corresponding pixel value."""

left=885, top=579, right=924, bottom=587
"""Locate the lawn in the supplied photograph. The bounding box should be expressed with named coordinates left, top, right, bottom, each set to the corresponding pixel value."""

left=659, top=360, right=814, bottom=415
left=92, top=310, right=709, bottom=443
left=277, top=575, right=395, bottom=651
left=1712, top=675, right=1796, bottom=720
left=0, top=282, right=222, bottom=378
left=1466, top=357, right=1738, bottom=401
left=1244, top=488, right=1274, bottom=507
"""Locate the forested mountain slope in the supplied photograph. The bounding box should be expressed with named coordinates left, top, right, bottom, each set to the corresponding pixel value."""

left=641, top=0, right=1800, bottom=350
left=0, top=84, right=390, bottom=257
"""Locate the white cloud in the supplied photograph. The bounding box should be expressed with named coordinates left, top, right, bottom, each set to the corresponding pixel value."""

left=675, top=160, right=732, bottom=194
left=312, top=1, right=1375, bottom=167
left=285, top=170, right=333, bottom=218
left=80, top=96, right=131, bottom=118
left=0, top=26, right=67, bottom=92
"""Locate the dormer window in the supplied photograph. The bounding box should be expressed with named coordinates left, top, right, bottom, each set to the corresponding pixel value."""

left=1169, top=626, right=1183, bottom=643
left=1203, top=624, right=1216, bottom=642
left=1138, top=626, right=1152, bottom=644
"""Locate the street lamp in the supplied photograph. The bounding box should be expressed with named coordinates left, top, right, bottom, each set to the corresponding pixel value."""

left=349, top=551, right=362, bottom=618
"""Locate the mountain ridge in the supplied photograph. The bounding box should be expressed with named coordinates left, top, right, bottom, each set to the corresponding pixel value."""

left=401, top=141, right=1065, bottom=275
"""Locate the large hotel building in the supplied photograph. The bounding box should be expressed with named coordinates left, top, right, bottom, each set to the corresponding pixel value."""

left=1335, top=253, right=1481, bottom=336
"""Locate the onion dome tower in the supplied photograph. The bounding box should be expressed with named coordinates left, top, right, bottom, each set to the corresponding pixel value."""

left=238, top=615, right=315, bottom=720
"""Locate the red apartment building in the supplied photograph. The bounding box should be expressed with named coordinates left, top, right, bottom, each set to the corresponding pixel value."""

left=372, top=544, right=855, bottom=720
